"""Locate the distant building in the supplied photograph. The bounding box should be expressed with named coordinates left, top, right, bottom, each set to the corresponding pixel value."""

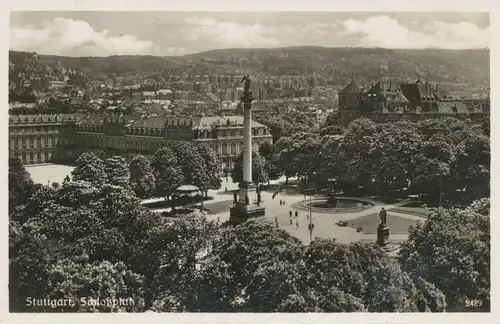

left=48, top=81, right=66, bottom=91
left=337, top=79, right=489, bottom=126
left=131, top=91, right=143, bottom=102
left=194, top=82, right=212, bottom=95
left=142, top=91, right=156, bottom=101
left=157, top=89, right=174, bottom=101
left=8, top=114, right=272, bottom=171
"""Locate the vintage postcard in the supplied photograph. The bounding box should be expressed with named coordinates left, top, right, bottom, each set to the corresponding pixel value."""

left=3, top=1, right=495, bottom=323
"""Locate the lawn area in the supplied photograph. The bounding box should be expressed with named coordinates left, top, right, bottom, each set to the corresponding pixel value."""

left=203, top=200, right=234, bottom=214
left=345, top=212, right=421, bottom=235
left=391, top=206, right=431, bottom=217
left=26, top=164, right=75, bottom=184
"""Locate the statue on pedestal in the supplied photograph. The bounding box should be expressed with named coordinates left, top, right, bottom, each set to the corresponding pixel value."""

left=379, top=207, right=387, bottom=227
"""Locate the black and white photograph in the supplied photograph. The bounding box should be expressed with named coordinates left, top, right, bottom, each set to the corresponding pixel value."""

left=7, top=7, right=491, bottom=316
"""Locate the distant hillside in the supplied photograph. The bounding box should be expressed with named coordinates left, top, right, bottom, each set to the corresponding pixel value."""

left=9, top=51, right=89, bottom=94
left=10, top=46, right=489, bottom=88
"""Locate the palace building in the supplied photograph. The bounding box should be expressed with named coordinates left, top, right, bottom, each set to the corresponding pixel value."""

left=9, top=114, right=272, bottom=171
left=337, top=79, right=489, bottom=126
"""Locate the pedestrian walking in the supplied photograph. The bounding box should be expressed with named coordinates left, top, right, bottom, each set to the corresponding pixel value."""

left=280, top=199, right=283, bottom=206
left=295, top=211, right=298, bottom=217
left=289, top=210, right=292, bottom=218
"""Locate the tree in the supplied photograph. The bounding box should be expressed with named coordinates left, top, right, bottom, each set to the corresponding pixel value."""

left=104, top=155, right=130, bottom=189
left=398, top=199, right=490, bottom=311
left=453, top=131, right=490, bottom=203
left=129, top=155, right=156, bottom=199
left=9, top=221, right=64, bottom=312
left=274, top=136, right=296, bottom=184
left=274, top=132, right=321, bottom=185
left=46, top=259, right=145, bottom=312
left=254, top=115, right=288, bottom=142
left=230, top=149, right=268, bottom=185
left=197, top=144, right=222, bottom=196
left=151, top=146, right=184, bottom=201
left=369, top=121, right=424, bottom=194
left=9, top=157, right=35, bottom=213
left=71, top=152, right=106, bottom=186
left=194, top=222, right=304, bottom=312
left=319, top=124, right=345, bottom=136
left=145, top=214, right=218, bottom=311
left=259, top=142, right=281, bottom=185
left=171, top=142, right=208, bottom=189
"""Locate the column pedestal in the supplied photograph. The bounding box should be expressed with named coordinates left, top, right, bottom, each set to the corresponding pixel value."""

left=230, top=182, right=265, bottom=224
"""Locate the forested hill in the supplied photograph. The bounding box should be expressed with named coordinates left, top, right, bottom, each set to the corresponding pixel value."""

left=9, top=46, right=489, bottom=86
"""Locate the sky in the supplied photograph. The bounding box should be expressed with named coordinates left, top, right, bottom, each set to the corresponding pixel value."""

left=9, top=11, right=490, bottom=57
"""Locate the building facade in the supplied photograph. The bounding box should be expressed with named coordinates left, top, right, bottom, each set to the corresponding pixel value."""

left=9, top=114, right=273, bottom=171
left=337, top=79, right=489, bottom=126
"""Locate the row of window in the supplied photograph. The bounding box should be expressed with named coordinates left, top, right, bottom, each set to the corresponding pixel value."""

left=9, top=126, right=62, bottom=135
left=9, top=137, right=63, bottom=149
left=77, top=127, right=268, bottom=139
left=12, top=151, right=53, bottom=165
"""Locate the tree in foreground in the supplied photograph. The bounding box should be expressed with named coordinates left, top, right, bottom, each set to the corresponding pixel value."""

left=9, top=157, right=35, bottom=213
left=398, top=198, right=490, bottom=311
left=46, top=259, right=145, bottom=312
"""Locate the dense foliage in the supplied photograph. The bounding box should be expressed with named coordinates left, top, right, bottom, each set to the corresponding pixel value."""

left=398, top=198, right=490, bottom=311
left=9, top=151, right=489, bottom=312
left=271, top=117, right=489, bottom=204
left=8, top=113, right=490, bottom=313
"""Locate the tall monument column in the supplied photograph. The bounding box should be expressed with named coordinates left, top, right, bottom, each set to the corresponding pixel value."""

left=230, top=75, right=266, bottom=223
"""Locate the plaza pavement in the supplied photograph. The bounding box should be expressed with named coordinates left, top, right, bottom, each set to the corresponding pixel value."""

left=189, top=176, right=425, bottom=245
left=25, top=164, right=425, bottom=245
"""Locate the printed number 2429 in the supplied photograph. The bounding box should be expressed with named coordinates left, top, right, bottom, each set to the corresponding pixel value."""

left=465, top=299, right=483, bottom=307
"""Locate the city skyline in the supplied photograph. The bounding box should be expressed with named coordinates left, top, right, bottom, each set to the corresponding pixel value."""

left=10, top=11, right=490, bottom=57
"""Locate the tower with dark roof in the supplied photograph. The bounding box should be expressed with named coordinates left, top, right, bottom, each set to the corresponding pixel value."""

left=337, top=78, right=364, bottom=125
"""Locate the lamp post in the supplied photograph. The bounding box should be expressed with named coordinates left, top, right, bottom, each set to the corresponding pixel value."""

left=305, top=187, right=316, bottom=243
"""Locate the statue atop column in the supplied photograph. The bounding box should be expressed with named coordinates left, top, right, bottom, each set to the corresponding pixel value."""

left=241, top=74, right=251, bottom=92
